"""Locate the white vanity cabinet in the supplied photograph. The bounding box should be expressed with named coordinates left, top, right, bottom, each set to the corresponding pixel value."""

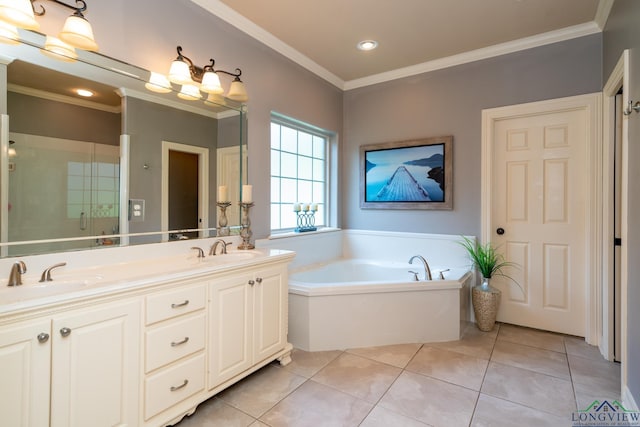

left=0, top=319, right=51, bottom=427
left=143, top=282, right=208, bottom=425
left=0, top=299, right=141, bottom=427
left=208, top=264, right=290, bottom=390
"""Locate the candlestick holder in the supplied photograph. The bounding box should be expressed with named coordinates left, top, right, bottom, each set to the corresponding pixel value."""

left=216, top=202, right=232, bottom=236
left=295, top=210, right=317, bottom=233
left=238, top=202, right=255, bottom=249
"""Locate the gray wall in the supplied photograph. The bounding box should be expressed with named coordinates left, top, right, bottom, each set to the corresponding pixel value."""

left=8, top=92, right=120, bottom=145
left=125, top=97, right=218, bottom=238
left=343, top=34, right=602, bottom=235
left=32, top=0, right=344, bottom=239
left=603, top=0, right=640, bottom=407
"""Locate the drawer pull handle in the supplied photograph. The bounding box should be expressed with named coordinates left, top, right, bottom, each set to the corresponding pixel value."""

left=37, top=332, right=50, bottom=343
left=60, top=327, right=71, bottom=337
left=256, top=277, right=263, bottom=283
left=170, top=379, right=189, bottom=392
left=248, top=279, right=255, bottom=286
left=171, top=300, right=189, bottom=309
left=171, top=337, right=189, bottom=347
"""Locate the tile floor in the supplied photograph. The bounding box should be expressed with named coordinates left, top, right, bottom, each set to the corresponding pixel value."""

left=175, top=322, right=620, bottom=427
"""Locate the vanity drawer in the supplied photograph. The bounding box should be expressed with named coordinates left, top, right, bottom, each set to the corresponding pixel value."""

left=145, top=312, right=206, bottom=373
left=146, top=284, right=206, bottom=325
left=144, top=352, right=206, bottom=420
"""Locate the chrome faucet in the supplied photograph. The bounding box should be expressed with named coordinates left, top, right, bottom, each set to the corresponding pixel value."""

left=7, top=261, right=27, bottom=287
left=39, top=262, right=67, bottom=282
left=191, top=247, right=205, bottom=258
left=209, top=240, right=232, bottom=256
left=409, top=255, right=432, bottom=281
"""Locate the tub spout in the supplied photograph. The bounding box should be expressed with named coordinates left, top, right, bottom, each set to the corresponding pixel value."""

left=409, top=255, right=432, bottom=281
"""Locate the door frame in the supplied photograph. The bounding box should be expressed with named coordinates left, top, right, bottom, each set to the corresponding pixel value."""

left=481, top=93, right=602, bottom=345
left=161, top=140, right=209, bottom=241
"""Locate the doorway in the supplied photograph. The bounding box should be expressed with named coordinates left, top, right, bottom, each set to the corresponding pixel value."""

left=481, top=93, right=602, bottom=342
left=161, top=141, right=209, bottom=241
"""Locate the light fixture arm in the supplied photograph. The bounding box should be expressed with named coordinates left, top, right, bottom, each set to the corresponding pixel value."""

left=175, top=46, right=243, bottom=83
left=31, top=0, right=88, bottom=16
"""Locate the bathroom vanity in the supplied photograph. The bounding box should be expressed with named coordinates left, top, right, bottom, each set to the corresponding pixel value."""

left=0, top=245, right=294, bottom=427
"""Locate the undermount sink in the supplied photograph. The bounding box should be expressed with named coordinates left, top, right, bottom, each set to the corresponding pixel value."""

left=0, top=275, right=104, bottom=304
left=201, top=251, right=261, bottom=262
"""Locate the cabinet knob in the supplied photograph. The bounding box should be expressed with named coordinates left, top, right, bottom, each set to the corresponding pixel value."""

left=37, top=332, right=50, bottom=343
left=248, top=279, right=255, bottom=286
left=60, top=327, right=71, bottom=337
left=256, top=277, right=263, bottom=284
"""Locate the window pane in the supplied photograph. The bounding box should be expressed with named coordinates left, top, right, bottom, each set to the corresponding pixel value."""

left=313, top=136, right=325, bottom=158
left=270, top=149, right=280, bottom=175
left=313, top=182, right=325, bottom=203
left=281, top=205, right=297, bottom=229
left=281, top=152, right=297, bottom=178
left=271, top=123, right=281, bottom=149
left=298, top=132, right=312, bottom=156
left=281, top=178, right=297, bottom=203
left=271, top=177, right=281, bottom=201
left=313, top=158, right=324, bottom=181
left=281, top=127, right=297, bottom=153
left=298, top=180, right=312, bottom=202
left=298, top=156, right=312, bottom=180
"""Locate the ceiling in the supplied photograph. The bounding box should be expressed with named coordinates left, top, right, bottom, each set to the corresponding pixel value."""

left=195, top=0, right=610, bottom=90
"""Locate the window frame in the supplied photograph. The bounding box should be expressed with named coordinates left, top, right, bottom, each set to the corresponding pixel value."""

left=270, top=112, right=334, bottom=234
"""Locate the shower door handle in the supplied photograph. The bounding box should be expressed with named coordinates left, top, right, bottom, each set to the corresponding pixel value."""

left=80, top=212, right=87, bottom=230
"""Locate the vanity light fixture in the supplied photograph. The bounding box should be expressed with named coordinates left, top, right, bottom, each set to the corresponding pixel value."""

left=0, top=0, right=99, bottom=52
left=41, top=35, right=77, bottom=61
left=357, top=39, right=378, bottom=51
left=148, top=45, right=248, bottom=103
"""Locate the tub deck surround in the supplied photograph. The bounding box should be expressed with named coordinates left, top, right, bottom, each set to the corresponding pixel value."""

left=257, top=230, right=475, bottom=352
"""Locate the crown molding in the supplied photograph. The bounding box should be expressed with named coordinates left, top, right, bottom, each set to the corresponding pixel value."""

left=190, top=0, right=603, bottom=92
left=594, top=0, right=615, bottom=30
left=189, top=0, right=344, bottom=89
left=8, top=83, right=121, bottom=113
left=344, top=22, right=601, bottom=90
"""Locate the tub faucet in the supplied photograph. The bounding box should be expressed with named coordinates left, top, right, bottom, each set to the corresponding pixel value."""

left=39, top=262, right=67, bottom=282
left=7, top=261, right=27, bottom=287
left=209, top=240, right=232, bottom=256
left=409, top=255, right=432, bottom=281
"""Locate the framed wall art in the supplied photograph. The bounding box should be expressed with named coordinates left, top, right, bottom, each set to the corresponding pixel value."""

left=360, top=136, right=453, bottom=210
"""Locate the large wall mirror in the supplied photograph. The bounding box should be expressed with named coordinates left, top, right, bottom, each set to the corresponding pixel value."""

left=0, top=31, right=247, bottom=257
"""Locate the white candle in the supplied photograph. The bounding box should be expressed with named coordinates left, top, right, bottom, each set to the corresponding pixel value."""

left=311, top=203, right=318, bottom=211
left=218, top=185, right=228, bottom=202
left=242, top=185, right=253, bottom=203
left=303, top=203, right=310, bottom=211
left=293, top=203, right=301, bottom=212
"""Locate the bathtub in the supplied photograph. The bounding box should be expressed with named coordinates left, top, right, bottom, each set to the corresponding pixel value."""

left=288, top=258, right=472, bottom=351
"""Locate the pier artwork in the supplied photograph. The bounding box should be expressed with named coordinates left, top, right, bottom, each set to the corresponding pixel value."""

left=359, top=136, right=452, bottom=210
left=373, top=166, right=430, bottom=202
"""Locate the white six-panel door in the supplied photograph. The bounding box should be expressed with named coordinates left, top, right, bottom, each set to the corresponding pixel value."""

left=482, top=94, right=601, bottom=338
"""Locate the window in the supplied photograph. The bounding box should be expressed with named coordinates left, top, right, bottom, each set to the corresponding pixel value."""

left=270, top=114, right=330, bottom=232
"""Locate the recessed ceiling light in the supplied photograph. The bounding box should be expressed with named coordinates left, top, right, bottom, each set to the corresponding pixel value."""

left=75, top=89, right=94, bottom=97
left=357, top=40, right=378, bottom=51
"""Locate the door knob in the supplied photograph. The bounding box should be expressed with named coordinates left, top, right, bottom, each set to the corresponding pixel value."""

left=496, top=227, right=505, bottom=235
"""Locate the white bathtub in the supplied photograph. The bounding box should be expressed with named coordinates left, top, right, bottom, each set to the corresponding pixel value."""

left=288, top=258, right=472, bottom=351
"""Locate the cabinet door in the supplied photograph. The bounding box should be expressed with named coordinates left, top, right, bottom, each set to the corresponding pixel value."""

left=50, top=299, right=141, bottom=427
left=208, top=274, right=252, bottom=389
left=253, top=265, right=287, bottom=362
left=0, top=319, right=51, bottom=427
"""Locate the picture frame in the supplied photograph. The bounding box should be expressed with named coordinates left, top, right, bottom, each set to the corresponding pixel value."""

left=360, top=136, right=453, bottom=210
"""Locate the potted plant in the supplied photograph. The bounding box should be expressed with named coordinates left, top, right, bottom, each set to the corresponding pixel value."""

left=460, top=236, right=520, bottom=331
